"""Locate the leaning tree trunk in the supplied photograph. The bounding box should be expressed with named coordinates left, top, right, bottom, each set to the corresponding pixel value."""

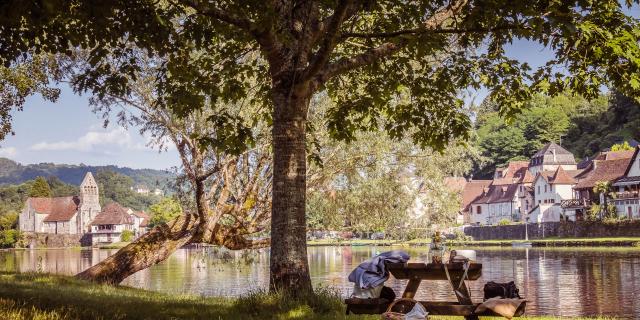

left=269, top=81, right=313, bottom=293
left=76, top=214, right=199, bottom=284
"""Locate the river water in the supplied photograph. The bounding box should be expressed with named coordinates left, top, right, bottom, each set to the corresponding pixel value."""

left=1, top=246, right=640, bottom=318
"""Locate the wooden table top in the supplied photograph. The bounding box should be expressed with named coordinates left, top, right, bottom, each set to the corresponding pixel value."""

left=386, top=261, right=482, bottom=281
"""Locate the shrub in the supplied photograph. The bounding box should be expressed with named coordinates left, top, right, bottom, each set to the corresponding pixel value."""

left=451, top=229, right=471, bottom=241
left=0, top=230, right=19, bottom=248
left=121, top=230, right=134, bottom=242
left=498, top=219, right=511, bottom=226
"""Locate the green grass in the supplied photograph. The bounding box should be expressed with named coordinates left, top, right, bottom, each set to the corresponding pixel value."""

left=0, top=272, right=620, bottom=319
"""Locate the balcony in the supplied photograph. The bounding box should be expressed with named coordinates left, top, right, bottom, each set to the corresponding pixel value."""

left=561, top=199, right=592, bottom=208
left=616, top=191, right=640, bottom=200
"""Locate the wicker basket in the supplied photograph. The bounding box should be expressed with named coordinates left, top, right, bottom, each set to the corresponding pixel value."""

left=381, top=298, right=421, bottom=320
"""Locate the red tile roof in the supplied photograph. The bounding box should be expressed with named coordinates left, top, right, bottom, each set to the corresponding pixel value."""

left=493, top=161, right=530, bottom=185
left=595, top=150, right=635, bottom=161
left=91, top=203, right=134, bottom=226
left=27, top=196, right=80, bottom=222
left=574, top=158, right=633, bottom=189
left=461, top=180, right=492, bottom=212
left=551, top=167, right=576, bottom=184
left=471, top=183, right=519, bottom=204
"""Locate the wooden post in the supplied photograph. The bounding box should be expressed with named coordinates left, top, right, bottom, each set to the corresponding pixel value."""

left=448, top=271, right=479, bottom=320
left=402, top=278, right=422, bottom=299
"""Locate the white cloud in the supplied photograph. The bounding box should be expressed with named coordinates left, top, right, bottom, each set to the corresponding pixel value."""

left=30, top=128, right=143, bottom=152
left=0, top=147, right=18, bottom=158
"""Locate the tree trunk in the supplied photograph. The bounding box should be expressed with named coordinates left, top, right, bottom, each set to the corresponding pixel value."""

left=269, top=82, right=313, bottom=293
left=76, top=214, right=199, bottom=284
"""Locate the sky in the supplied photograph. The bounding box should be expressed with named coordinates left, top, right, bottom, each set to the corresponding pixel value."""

left=0, top=5, right=637, bottom=170
left=0, top=86, right=180, bottom=170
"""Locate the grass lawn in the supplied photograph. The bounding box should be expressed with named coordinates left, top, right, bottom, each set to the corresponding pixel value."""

left=0, top=272, right=618, bottom=319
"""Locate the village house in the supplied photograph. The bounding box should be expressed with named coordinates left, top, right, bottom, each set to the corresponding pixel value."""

left=468, top=161, right=529, bottom=225
left=90, top=203, right=135, bottom=244
left=528, top=166, right=578, bottom=222
left=612, top=147, right=640, bottom=219
left=459, top=180, right=492, bottom=224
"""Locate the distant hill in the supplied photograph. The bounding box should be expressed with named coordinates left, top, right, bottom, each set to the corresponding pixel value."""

left=0, top=158, right=176, bottom=190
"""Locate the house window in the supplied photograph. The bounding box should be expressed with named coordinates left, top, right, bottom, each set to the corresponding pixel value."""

left=544, top=185, right=547, bottom=192
left=477, top=206, right=482, bottom=214
left=538, top=186, right=540, bottom=194
left=550, top=185, right=554, bottom=192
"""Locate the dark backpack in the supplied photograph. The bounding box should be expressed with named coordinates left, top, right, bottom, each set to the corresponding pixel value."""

left=380, top=286, right=396, bottom=301
left=483, top=281, right=522, bottom=300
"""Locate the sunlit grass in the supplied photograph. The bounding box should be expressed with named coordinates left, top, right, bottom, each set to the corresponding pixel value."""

left=0, top=272, right=621, bottom=319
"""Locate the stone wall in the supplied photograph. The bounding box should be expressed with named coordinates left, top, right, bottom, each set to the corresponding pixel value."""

left=464, top=220, right=640, bottom=240
left=19, top=233, right=91, bottom=248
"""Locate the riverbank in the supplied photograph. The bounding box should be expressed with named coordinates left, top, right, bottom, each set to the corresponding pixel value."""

left=307, top=237, right=640, bottom=247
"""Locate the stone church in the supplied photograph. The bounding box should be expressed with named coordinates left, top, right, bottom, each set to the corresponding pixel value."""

left=19, top=172, right=102, bottom=234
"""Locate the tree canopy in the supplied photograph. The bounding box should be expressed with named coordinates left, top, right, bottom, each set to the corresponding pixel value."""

left=28, top=176, right=52, bottom=198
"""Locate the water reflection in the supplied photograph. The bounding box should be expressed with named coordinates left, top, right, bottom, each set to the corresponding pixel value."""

left=1, top=246, right=640, bottom=318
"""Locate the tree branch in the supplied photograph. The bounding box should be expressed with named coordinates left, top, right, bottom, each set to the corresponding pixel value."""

left=304, top=0, right=353, bottom=80
left=316, top=0, right=469, bottom=82
left=178, top=0, right=254, bottom=31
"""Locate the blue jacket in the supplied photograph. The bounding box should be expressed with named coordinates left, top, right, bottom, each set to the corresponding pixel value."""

left=348, top=250, right=410, bottom=289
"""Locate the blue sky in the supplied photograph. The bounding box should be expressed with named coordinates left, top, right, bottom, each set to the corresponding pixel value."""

left=0, top=4, right=637, bottom=170
left=0, top=86, right=180, bottom=170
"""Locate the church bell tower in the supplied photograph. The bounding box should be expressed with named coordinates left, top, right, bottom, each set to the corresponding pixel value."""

left=79, top=172, right=101, bottom=233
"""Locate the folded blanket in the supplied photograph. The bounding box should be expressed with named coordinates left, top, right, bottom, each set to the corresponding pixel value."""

left=348, top=250, right=410, bottom=289
left=474, top=297, right=526, bottom=319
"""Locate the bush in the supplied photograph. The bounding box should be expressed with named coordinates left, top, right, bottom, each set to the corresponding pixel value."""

left=450, top=229, right=471, bottom=241
left=121, top=230, right=134, bottom=242
left=0, top=230, right=19, bottom=248
left=497, top=219, right=511, bottom=226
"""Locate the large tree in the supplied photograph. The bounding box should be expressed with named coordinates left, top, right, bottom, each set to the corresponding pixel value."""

left=2, top=0, right=640, bottom=292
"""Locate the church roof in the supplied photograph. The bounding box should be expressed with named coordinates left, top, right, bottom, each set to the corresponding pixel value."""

left=91, top=203, right=134, bottom=226
left=30, top=196, right=81, bottom=222
left=80, top=172, right=97, bottom=187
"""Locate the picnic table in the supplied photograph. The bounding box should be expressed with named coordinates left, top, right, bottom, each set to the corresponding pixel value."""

left=346, top=261, right=522, bottom=319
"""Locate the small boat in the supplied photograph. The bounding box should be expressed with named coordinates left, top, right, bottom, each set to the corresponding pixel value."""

left=512, top=242, right=532, bottom=247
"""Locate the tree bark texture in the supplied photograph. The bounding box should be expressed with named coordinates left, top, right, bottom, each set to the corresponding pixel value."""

left=269, top=82, right=313, bottom=293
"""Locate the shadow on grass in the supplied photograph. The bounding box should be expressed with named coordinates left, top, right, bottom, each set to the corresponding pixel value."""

left=0, top=272, right=367, bottom=320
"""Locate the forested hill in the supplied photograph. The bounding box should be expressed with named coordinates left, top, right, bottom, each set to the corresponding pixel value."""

left=474, top=92, right=640, bottom=179
left=0, top=158, right=175, bottom=189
